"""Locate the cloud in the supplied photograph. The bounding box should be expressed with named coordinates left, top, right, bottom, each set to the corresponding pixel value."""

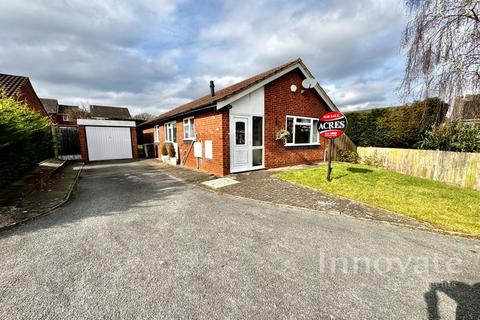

left=0, top=0, right=408, bottom=115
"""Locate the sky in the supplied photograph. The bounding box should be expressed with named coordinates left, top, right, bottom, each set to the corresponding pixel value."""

left=0, top=0, right=408, bottom=116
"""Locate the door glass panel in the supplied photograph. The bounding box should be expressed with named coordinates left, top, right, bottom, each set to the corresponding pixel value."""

left=252, top=149, right=262, bottom=166
left=172, top=124, right=177, bottom=142
left=235, top=121, right=245, bottom=145
left=252, top=116, right=263, bottom=146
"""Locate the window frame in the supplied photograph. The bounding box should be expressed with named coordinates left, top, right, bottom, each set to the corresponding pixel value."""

left=183, top=117, right=195, bottom=140
left=164, top=121, right=177, bottom=143
left=285, top=115, right=320, bottom=146
left=153, top=125, right=160, bottom=143
left=62, top=114, right=69, bottom=121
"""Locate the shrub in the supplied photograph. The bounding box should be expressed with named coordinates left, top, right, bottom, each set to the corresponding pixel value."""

left=345, top=98, right=449, bottom=148
left=420, top=122, right=480, bottom=152
left=168, top=144, right=176, bottom=158
left=0, top=95, right=53, bottom=187
left=161, top=143, right=168, bottom=156
left=337, top=150, right=360, bottom=163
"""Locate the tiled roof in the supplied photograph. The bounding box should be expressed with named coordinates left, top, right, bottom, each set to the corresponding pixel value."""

left=40, top=98, right=59, bottom=114
left=454, top=95, right=480, bottom=121
left=90, top=105, right=131, bottom=119
left=0, top=73, right=28, bottom=97
left=144, top=58, right=303, bottom=125
left=58, top=104, right=79, bottom=114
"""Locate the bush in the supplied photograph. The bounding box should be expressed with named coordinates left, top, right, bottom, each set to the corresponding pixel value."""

left=420, top=122, right=480, bottom=152
left=161, top=143, right=168, bottom=156
left=0, top=95, right=53, bottom=187
left=345, top=98, right=449, bottom=148
left=168, top=144, right=176, bottom=158
left=337, top=150, right=360, bottom=163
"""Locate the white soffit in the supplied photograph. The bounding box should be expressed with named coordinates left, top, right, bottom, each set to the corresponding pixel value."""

left=216, top=62, right=339, bottom=112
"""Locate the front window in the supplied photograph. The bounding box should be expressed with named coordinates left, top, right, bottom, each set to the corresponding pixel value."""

left=164, top=122, right=177, bottom=143
left=183, top=117, right=195, bottom=140
left=285, top=116, right=319, bottom=145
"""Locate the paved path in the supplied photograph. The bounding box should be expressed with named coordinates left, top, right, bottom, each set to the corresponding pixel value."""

left=0, top=161, right=479, bottom=319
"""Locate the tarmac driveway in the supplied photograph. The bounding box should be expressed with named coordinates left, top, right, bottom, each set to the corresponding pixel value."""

left=0, top=161, right=479, bottom=319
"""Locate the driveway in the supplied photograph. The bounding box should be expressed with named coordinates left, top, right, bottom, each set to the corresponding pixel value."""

left=0, top=161, right=479, bottom=319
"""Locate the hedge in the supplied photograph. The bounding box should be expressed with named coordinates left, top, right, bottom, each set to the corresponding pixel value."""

left=0, top=95, right=53, bottom=187
left=345, top=98, right=449, bottom=149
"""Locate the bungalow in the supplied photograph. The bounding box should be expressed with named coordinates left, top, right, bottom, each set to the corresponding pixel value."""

left=141, top=58, right=339, bottom=176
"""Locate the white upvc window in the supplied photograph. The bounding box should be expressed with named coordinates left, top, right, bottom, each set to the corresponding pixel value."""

left=285, top=115, right=319, bottom=146
left=164, top=121, right=177, bottom=143
left=62, top=114, right=69, bottom=121
left=183, top=117, right=195, bottom=140
left=153, top=125, right=160, bottom=143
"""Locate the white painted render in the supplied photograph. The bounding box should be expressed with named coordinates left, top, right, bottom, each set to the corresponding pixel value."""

left=229, top=87, right=264, bottom=116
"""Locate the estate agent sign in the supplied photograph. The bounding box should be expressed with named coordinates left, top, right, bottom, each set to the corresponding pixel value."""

left=318, top=112, right=348, bottom=181
left=318, top=112, right=347, bottom=139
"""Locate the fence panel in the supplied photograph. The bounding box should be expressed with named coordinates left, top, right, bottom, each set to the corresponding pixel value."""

left=358, top=147, right=480, bottom=190
left=56, top=126, right=81, bottom=160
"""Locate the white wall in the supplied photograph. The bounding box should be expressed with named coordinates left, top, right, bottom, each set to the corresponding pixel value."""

left=230, top=87, right=264, bottom=116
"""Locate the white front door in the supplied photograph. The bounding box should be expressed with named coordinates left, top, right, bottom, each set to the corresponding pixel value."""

left=232, top=116, right=250, bottom=171
left=231, top=115, right=264, bottom=173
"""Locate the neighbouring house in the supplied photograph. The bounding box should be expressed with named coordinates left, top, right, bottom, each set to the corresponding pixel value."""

left=90, top=105, right=131, bottom=120
left=140, top=58, right=339, bottom=176
left=0, top=73, right=48, bottom=117
left=40, top=98, right=80, bottom=125
left=452, top=95, right=480, bottom=124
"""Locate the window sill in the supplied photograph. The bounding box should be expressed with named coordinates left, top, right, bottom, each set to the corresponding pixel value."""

left=285, top=143, right=320, bottom=147
left=183, top=138, right=195, bottom=141
left=284, top=143, right=322, bottom=150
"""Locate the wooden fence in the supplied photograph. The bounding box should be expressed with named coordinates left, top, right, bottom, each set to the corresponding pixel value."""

left=357, top=147, right=480, bottom=190
left=321, top=134, right=357, bottom=161
left=54, top=126, right=81, bottom=160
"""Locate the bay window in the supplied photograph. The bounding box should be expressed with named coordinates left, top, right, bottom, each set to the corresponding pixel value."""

left=285, top=116, right=320, bottom=145
left=164, top=121, right=177, bottom=143
left=183, top=117, right=195, bottom=140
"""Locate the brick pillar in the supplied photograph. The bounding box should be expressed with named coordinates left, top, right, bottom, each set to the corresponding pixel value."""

left=79, top=125, right=89, bottom=161
left=131, top=127, right=138, bottom=159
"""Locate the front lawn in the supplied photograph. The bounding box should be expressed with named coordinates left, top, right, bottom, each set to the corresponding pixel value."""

left=276, top=163, right=480, bottom=236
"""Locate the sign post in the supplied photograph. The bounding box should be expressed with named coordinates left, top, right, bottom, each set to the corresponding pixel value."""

left=317, top=112, right=347, bottom=181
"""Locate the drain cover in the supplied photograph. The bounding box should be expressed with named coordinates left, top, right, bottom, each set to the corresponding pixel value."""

left=202, top=178, right=239, bottom=189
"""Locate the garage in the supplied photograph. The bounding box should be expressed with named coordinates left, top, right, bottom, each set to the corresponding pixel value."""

left=77, top=119, right=138, bottom=161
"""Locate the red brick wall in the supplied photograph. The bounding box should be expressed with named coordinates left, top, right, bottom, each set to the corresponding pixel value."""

left=17, top=81, right=48, bottom=117
left=79, top=125, right=88, bottom=161
left=264, top=69, right=329, bottom=168
left=142, top=128, right=154, bottom=144
left=130, top=127, right=138, bottom=159
left=154, top=110, right=229, bottom=176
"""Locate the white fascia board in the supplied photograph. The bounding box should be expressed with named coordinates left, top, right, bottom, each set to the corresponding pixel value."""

left=216, top=63, right=339, bottom=112
left=77, top=119, right=136, bottom=127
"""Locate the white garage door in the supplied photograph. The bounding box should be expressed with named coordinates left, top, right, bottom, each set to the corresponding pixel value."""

left=86, top=126, right=133, bottom=161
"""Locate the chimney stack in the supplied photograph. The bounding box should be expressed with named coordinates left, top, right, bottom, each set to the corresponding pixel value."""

left=210, top=80, right=215, bottom=96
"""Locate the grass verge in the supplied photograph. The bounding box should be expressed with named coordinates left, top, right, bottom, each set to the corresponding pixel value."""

left=276, top=163, right=480, bottom=236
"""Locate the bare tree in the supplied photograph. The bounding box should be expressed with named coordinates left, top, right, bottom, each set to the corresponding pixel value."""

left=400, top=0, right=480, bottom=105
left=68, top=106, right=90, bottom=120
left=133, top=112, right=155, bottom=121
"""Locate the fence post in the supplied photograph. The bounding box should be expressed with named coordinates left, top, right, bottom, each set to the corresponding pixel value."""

left=51, top=124, right=58, bottom=159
